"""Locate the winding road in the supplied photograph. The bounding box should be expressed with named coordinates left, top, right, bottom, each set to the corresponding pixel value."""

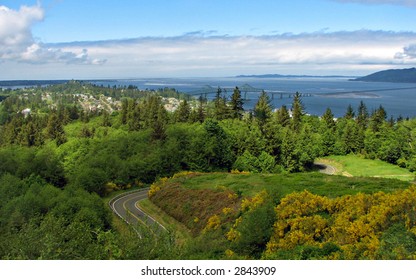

left=109, top=188, right=166, bottom=234
left=315, top=162, right=337, bottom=175
left=110, top=162, right=337, bottom=234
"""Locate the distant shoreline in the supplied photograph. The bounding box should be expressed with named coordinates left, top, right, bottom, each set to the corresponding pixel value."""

left=0, top=80, right=70, bottom=87
left=235, top=74, right=357, bottom=79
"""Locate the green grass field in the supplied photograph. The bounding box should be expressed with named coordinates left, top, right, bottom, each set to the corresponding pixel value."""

left=167, top=171, right=411, bottom=199
left=319, top=155, right=415, bottom=182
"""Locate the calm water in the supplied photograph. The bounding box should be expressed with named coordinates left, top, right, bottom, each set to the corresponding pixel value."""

left=97, top=77, right=416, bottom=119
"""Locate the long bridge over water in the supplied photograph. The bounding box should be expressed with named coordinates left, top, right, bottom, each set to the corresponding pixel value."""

left=186, top=84, right=311, bottom=100
left=186, top=83, right=416, bottom=101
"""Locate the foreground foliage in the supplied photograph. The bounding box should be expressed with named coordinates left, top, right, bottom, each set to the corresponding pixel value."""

left=149, top=172, right=415, bottom=259
left=266, top=188, right=416, bottom=259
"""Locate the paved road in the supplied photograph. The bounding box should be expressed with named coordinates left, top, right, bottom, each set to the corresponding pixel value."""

left=315, top=162, right=337, bottom=175
left=109, top=188, right=166, bottom=233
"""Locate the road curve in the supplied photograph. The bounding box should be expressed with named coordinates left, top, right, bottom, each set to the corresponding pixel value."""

left=315, top=162, right=337, bottom=175
left=109, top=188, right=166, bottom=233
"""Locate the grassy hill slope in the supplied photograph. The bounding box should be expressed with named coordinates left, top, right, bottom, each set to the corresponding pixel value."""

left=317, top=155, right=415, bottom=181
left=147, top=171, right=414, bottom=259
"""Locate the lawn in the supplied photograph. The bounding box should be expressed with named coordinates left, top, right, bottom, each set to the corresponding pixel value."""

left=321, top=155, right=415, bottom=182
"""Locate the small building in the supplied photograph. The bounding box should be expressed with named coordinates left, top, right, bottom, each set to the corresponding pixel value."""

left=21, top=108, right=31, bottom=117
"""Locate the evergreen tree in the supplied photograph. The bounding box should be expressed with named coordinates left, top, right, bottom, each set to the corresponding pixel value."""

left=58, top=106, right=71, bottom=125
left=68, top=105, right=80, bottom=120
left=322, top=107, right=336, bottom=131
left=151, top=105, right=167, bottom=141
left=22, top=120, right=37, bottom=147
left=201, top=119, right=233, bottom=170
left=79, top=125, right=94, bottom=138
left=275, top=105, right=290, bottom=127
left=388, top=116, right=395, bottom=127
left=45, top=111, right=66, bottom=145
left=120, top=98, right=129, bottom=125
left=254, top=91, right=272, bottom=130
left=101, top=110, right=112, bottom=127
left=176, top=100, right=191, bottom=123
left=213, top=87, right=229, bottom=120
left=370, top=105, right=387, bottom=132
left=291, top=92, right=304, bottom=131
left=344, top=104, right=355, bottom=120
left=144, top=96, right=162, bottom=128
left=356, top=101, right=369, bottom=130
left=80, top=110, right=90, bottom=123
left=229, top=87, right=244, bottom=120
left=2, top=115, right=23, bottom=145
left=127, top=104, right=142, bottom=131
left=342, top=120, right=361, bottom=154
left=196, top=96, right=206, bottom=123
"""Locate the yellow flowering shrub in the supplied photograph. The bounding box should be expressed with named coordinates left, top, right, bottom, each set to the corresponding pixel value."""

left=148, top=183, right=161, bottom=198
left=105, top=182, right=119, bottom=194
left=227, top=192, right=238, bottom=200
left=225, top=249, right=235, bottom=258
left=172, top=171, right=198, bottom=179
left=148, top=177, right=169, bottom=198
left=241, top=190, right=268, bottom=212
left=226, top=227, right=241, bottom=242
left=222, top=207, right=233, bottom=215
left=266, top=187, right=416, bottom=259
left=204, top=214, right=221, bottom=232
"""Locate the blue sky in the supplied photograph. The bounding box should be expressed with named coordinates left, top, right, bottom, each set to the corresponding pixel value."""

left=1, top=0, right=416, bottom=79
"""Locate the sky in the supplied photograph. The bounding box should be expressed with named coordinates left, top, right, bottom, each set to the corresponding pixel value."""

left=1, top=0, right=416, bottom=79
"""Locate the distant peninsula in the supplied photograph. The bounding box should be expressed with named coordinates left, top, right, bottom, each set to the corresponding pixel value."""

left=0, top=80, right=70, bottom=87
left=236, top=74, right=355, bottom=78
left=352, top=68, right=416, bottom=83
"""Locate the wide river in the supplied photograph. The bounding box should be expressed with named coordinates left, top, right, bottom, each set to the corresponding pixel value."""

left=96, top=77, right=416, bottom=119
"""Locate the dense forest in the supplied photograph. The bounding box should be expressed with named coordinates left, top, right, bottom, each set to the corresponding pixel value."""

left=0, top=81, right=415, bottom=259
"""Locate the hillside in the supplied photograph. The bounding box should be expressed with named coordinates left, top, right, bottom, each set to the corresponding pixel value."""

left=148, top=171, right=414, bottom=259
left=352, top=67, right=416, bottom=83
left=236, top=74, right=352, bottom=78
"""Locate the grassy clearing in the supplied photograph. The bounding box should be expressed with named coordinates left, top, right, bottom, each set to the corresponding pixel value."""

left=137, top=199, right=192, bottom=243
left=167, top=171, right=411, bottom=199
left=322, top=155, right=415, bottom=182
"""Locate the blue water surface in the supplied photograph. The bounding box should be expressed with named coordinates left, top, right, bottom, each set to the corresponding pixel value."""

left=96, top=77, right=416, bottom=118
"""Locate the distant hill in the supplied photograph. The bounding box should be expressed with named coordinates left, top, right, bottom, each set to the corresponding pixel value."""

left=236, top=74, right=353, bottom=78
left=352, top=68, right=416, bottom=83
left=0, top=80, right=69, bottom=87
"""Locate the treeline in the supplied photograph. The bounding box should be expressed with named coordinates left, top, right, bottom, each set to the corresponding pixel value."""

left=2, top=84, right=416, bottom=186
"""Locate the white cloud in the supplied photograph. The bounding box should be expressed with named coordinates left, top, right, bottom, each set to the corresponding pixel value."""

left=0, top=5, right=43, bottom=58
left=44, top=30, right=416, bottom=78
left=331, top=0, right=416, bottom=7
left=0, top=4, right=103, bottom=65
left=403, top=44, right=416, bottom=58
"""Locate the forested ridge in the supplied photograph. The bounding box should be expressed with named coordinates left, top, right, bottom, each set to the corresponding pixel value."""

left=353, top=67, right=416, bottom=83
left=0, top=81, right=416, bottom=259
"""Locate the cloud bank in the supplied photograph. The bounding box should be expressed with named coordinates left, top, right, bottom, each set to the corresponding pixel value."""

left=47, top=30, right=416, bottom=78
left=0, top=4, right=103, bottom=65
